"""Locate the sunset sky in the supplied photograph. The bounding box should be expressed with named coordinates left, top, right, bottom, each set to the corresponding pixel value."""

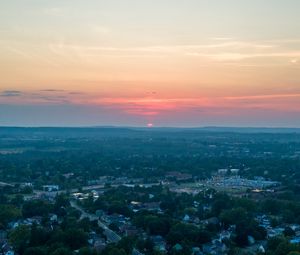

left=1, top=0, right=300, bottom=127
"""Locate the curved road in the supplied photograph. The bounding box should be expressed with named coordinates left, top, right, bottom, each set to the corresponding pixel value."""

left=70, top=201, right=143, bottom=255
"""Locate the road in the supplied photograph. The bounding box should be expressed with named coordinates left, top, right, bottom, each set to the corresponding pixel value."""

left=0, top=181, right=14, bottom=187
left=70, top=200, right=121, bottom=243
left=70, top=201, right=144, bottom=254
left=71, top=182, right=161, bottom=193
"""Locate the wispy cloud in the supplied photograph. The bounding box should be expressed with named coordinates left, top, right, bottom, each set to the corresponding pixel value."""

left=48, top=40, right=276, bottom=55
left=2, top=88, right=300, bottom=117
left=84, top=93, right=300, bottom=116
left=3, top=37, right=299, bottom=66
left=225, top=93, right=300, bottom=100
left=0, top=89, right=76, bottom=104
left=40, top=89, right=65, bottom=92
left=46, top=38, right=300, bottom=66
left=187, top=52, right=300, bottom=61
left=2, top=41, right=61, bottom=67
left=0, top=90, right=22, bottom=97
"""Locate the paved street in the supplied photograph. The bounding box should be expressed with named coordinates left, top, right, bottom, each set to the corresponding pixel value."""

left=70, top=200, right=121, bottom=243
left=70, top=201, right=144, bottom=254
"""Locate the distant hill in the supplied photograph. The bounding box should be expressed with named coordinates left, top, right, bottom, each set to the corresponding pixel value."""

left=191, top=126, right=300, bottom=133
left=0, top=126, right=300, bottom=139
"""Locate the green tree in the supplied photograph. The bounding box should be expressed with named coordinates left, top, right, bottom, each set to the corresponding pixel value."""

left=78, top=247, right=98, bottom=255
left=117, top=236, right=136, bottom=254
left=50, top=247, right=72, bottom=255
left=64, top=228, right=87, bottom=250
left=273, top=240, right=299, bottom=255
left=9, top=225, right=31, bottom=253
left=220, top=207, right=249, bottom=227
left=267, top=236, right=286, bottom=251
left=167, top=223, right=210, bottom=245
left=24, top=246, right=47, bottom=255
left=29, top=223, right=49, bottom=246
left=0, top=205, right=21, bottom=226
left=22, top=200, right=52, bottom=217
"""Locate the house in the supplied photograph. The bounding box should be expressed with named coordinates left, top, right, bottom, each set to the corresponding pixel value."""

left=202, top=239, right=227, bottom=255
left=258, top=245, right=265, bottom=253
left=192, top=247, right=203, bottom=255
left=42, top=185, right=59, bottom=192
left=149, top=194, right=155, bottom=199
left=202, top=217, right=219, bottom=226
left=193, top=201, right=200, bottom=208
left=218, top=169, right=228, bottom=175
left=103, top=214, right=126, bottom=226
left=230, top=169, right=240, bottom=174
left=248, top=235, right=255, bottom=245
left=88, top=231, right=97, bottom=245
left=219, top=230, right=231, bottom=241
left=172, top=243, right=183, bottom=252
left=0, top=231, right=8, bottom=254
left=23, top=195, right=36, bottom=201
left=211, top=239, right=227, bottom=255
left=20, top=182, right=33, bottom=188
left=8, top=221, right=20, bottom=229
left=141, top=202, right=161, bottom=212
left=90, top=190, right=99, bottom=200
left=39, top=192, right=57, bottom=202
left=183, top=214, right=190, bottom=222
left=1, top=243, right=14, bottom=255
left=72, top=192, right=89, bottom=200
left=202, top=205, right=212, bottom=212
left=62, top=173, right=74, bottom=179
left=166, top=171, right=193, bottom=181
left=182, top=214, right=200, bottom=224
left=130, top=201, right=142, bottom=211
left=5, top=251, right=15, bottom=255
left=202, top=243, right=213, bottom=254
left=191, top=216, right=200, bottom=224
left=290, top=237, right=300, bottom=244
left=290, top=224, right=300, bottom=232
left=94, top=238, right=106, bottom=252
left=24, top=216, right=42, bottom=225
left=49, top=214, right=58, bottom=222
left=120, top=224, right=139, bottom=236
left=267, top=227, right=285, bottom=238
left=151, top=235, right=167, bottom=253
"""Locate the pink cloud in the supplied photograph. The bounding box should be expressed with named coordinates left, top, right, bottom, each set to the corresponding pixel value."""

left=1, top=89, right=300, bottom=120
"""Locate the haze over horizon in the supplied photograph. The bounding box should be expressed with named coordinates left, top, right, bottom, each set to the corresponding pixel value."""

left=1, top=0, right=300, bottom=127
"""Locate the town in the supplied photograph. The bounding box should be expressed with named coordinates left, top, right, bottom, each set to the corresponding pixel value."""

left=1, top=127, right=300, bottom=255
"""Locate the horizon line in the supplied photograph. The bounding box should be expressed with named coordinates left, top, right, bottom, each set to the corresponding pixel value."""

left=1, top=125, right=300, bottom=129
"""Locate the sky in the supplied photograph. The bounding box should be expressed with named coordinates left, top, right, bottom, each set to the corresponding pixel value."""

left=1, top=0, right=300, bottom=127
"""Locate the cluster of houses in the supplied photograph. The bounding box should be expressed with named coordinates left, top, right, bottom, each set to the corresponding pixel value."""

left=87, top=176, right=144, bottom=186
left=256, top=214, right=300, bottom=244
left=165, top=171, right=193, bottom=181
left=8, top=174, right=289, bottom=255
left=0, top=213, right=59, bottom=255
left=87, top=232, right=106, bottom=252
left=72, top=190, right=100, bottom=201
left=0, top=230, right=14, bottom=255
left=204, top=175, right=280, bottom=190
left=130, top=201, right=161, bottom=213
left=42, top=185, right=59, bottom=192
